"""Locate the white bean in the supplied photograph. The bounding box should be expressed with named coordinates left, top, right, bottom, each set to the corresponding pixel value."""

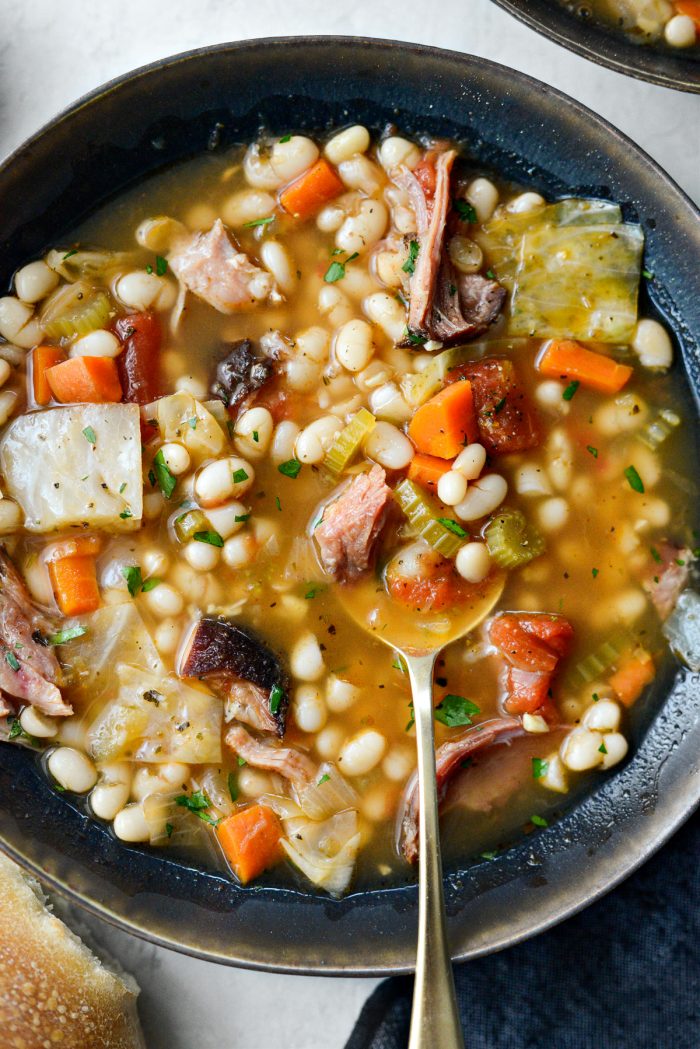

left=537, top=497, right=569, bottom=533
left=0, top=390, right=17, bottom=427
left=613, top=588, right=648, bottom=624
left=20, top=706, right=58, bottom=739
left=0, top=500, right=22, bottom=534
left=316, top=204, right=346, bottom=232
left=271, top=136, right=319, bottom=184
left=222, top=533, right=257, bottom=569
left=159, top=442, right=190, bottom=476
left=238, top=767, right=274, bottom=797
left=69, top=329, right=122, bottom=359
left=368, top=382, right=412, bottom=425
left=338, top=155, right=384, bottom=196
left=507, top=191, right=545, bottom=214
left=221, top=189, right=276, bottom=227
left=339, top=729, right=386, bottom=776
left=665, top=13, right=696, bottom=46
left=270, top=420, right=301, bottom=464
left=593, top=393, right=648, bottom=436
left=540, top=753, right=569, bottom=793
left=454, top=474, right=507, bottom=521
left=365, top=421, right=413, bottom=470
left=135, top=215, right=186, bottom=251
left=315, top=724, right=344, bottom=761
left=335, top=319, right=374, bottom=372
left=286, top=355, right=323, bottom=393
left=448, top=235, right=483, bottom=274
left=600, top=732, right=629, bottom=769
left=514, top=463, right=552, bottom=497
left=374, top=249, right=406, bottom=288
left=583, top=700, right=621, bottom=733
left=378, top=136, right=421, bottom=173
left=293, top=684, right=328, bottom=733
left=290, top=632, right=325, bottom=682
left=234, top=406, right=274, bottom=459
left=336, top=200, right=388, bottom=255
left=260, top=240, right=296, bottom=295
left=15, top=260, right=59, bottom=303
left=437, top=470, right=468, bottom=506
left=522, top=713, right=549, bottom=734
left=455, top=542, right=492, bottom=583
left=464, top=178, right=499, bottom=223
left=154, top=618, right=181, bottom=656
left=325, top=125, right=370, bottom=165
left=295, top=416, right=341, bottom=465
left=0, top=297, right=33, bottom=342
left=535, top=380, right=570, bottom=415
left=382, top=747, right=415, bottom=782
left=174, top=373, right=208, bottom=399
left=113, top=803, right=150, bottom=843
left=560, top=728, right=604, bottom=772
left=183, top=539, right=221, bottom=572
left=143, top=583, right=184, bottom=618
left=453, top=444, right=487, bottom=480
left=364, top=291, right=406, bottom=342
left=143, top=492, right=164, bottom=521
left=326, top=675, right=360, bottom=712
left=631, top=318, right=673, bottom=370
left=91, top=780, right=131, bottom=821
left=205, top=501, right=248, bottom=539
left=547, top=429, right=573, bottom=491
left=195, top=457, right=254, bottom=507
left=116, top=271, right=175, bottom=311
left=48, top=747, right=97, bottom=793
left=56, top=716, right=87, bottom=750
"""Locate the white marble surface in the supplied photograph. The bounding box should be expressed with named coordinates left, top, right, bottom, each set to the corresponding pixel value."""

left=1, top=3, right=698, bottom=1048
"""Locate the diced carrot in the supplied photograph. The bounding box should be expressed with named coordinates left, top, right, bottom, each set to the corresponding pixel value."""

left=32, top=345, right=67, bottom=405
left=279, top=158, right=344, bottom=220
left=46, top=355, right=123, bottom=404
left=675, top=1, right=700, bottom=28
left=48, top=555, right=100, bottom=617
left=537, top=339, right=632, bottom=395
left=609, top=652, right=655, bottom=707
left=407, top=452, right=453, bottom=493
left=408, top=380, right=478, bottom=459
left=216, top=804, right=283, bottom=884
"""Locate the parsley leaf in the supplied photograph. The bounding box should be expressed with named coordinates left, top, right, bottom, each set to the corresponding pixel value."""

left=269, top=684, right=284, bottom=715
left=317, top=773, right=331, bottom=786
left=122, top=565, right=143, bottom=597
left=5, top=650, right=20, bottom=672
left=232, top=468, right=249, bottom=484
left=141, top=577, right=161, bottom=592
left=434, top=694, right=480, bottom=727
left=62, top=249, right=78, bottom=261
left=592, top=567, right=599, bottom=578
left=82, top=426, right=97, bottom=446
left=228, top=771, right=238, bottom=802
left=47, top=624, right=88, bottom=646
left=278, top=458, right=302, bottom=479
left=454, top=199, right=477, bottom=223
left=532, top=757, right=548, bottom=780
left=624, top=465, right=645, bottom=493
left=175, top=791, right=220, bottom=825
left=586, top=445, right=598, bottom=458
left=193, top=530, right=224, bottom=547
left=243, top=216, right=275, bottom=228
left=562, top=380, right=580, bottom=401
left=279, top=133, right=292, bottom=143
left=324, top=260, right=346, bottom=283
left=650, top=546, right=662, bottom=563
left=530, top=814, right=548, bottom=828
left=402, top=240, right=420, bottom=275
left=155, top=255, right=168, bottom=276
left=436, top=517, right=467, bottom=538
left=153, top=449, right=177, bottom=499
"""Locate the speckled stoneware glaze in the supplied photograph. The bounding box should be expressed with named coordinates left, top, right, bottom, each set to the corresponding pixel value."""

left=491, top=0, right=700, bottom=92
left=0, top=37, right=698, bottom=975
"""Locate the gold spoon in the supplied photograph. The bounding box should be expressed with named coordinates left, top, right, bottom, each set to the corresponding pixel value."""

left=339, top=569, right=506, bottom=1049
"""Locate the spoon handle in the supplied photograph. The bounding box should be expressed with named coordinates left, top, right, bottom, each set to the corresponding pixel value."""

left=405, top=652, right=465, bottom=1049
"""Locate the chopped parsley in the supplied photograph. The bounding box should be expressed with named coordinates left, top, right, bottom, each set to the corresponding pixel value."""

left=228, top=771, right=238, bottom=802
left=586, top=445, right=598, bottom=458
left=269, top=683, right=284, bottom=715
left=599, top=741, right=608, bottom=754
left=148, top=468, right=157, bottom=488
left=141, top=577, right=161, bottom=592
left=62, top=249, right=78, bottom=261
left=485, top=268, right=495, bottom=280
left=323, top=252, right=358, bottom=283
left=642, top=268, right=654, bottom=280
left=480, top=850, right=497, bottom=861
left=434, top=694, right=480, bottom=727
left=237, top=756, right=247, bottom=767
left=454, top=199, right=477, bottom=223
left=405, top=700, right=415, bottom=732
left=562, top=380, right=580, bottom=401
left=232, top=468, right=249, bottom=484
left=122, top=565, right=144, bottom=597
left=532, top=757, right=549, bottom=780
left=494, top=397, right=507, bottom=414
left=153, top=449, right=177, bottom=498
left=305, top=586, right=324, bottom=599
left=119, top=507, right=133, bottom=520
left=47, top=624, right=88, bottom=646
left=244, top=216, right=275, bottom=229
left=650, top=546, right=662, bottom=563
left=8, top=717, right=39, bottom=747
left=404, top=330, right=427, bottom=346
left=252, top=430, right=259, bottom=443
left=175, top=791, right=220, bottom=825
left=317, top=773, right=331, bottom=786
left=392, top=656, right=407, bottom=673
left=119, top=482, right=127, bottom=494
left=436, top=517, right=467, bottom=538
left=155, top=255, right=168, bottom=277
left=624, top=465, right=645, bottom=493
left=5, top=651, right=20, bottom=672
left=187, top=416, right=198, bottom=430
left=402, top=240, right=420, bottom=275
left=278, top=458, right=302, bottom=479
left=234, top=513, right=251, bottom=523
left=530, top=814, right=548, bottom=828
left=592, top=567, right=599, bottom=578
left=193, top=530, right=224, bottom=547
left=279, top=133, right=292, bottom=143
left=82, top=426, right=97, bottom=446
left=275, top=496, right=282, bottom=512
left=165, top=822, right=174, bottom=838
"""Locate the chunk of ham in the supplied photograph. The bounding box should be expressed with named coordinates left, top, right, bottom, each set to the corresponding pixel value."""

left=642, top=542, right=693, bottom=620
left=179, top=616, right=288, bottom=736
left=398, top=150, right=505, bottom=346
left=225, top=724, right=315, bottom=791
left=488, top=612, right=574, bottom=722
left=315, top=465, right=392, bottom=583
left=448, top=357, right=540, bottom=455
left=0, top=549, right=69, bottom=717
left=399, top=716, right=521, bottom=862
left=168, top=219, right=275, bottom=313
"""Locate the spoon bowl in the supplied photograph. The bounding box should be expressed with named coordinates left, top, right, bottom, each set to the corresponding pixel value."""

left=335, top=568, right=506, bottom=1049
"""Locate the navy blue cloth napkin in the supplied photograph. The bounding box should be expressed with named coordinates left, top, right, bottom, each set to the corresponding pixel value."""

left=346, top=811, right=700, bottom=1049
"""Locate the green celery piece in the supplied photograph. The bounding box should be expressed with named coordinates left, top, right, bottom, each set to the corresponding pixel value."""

left=394, top=479, right=465, bottom=558
left=637, top=409, right=681, bottom=451
left=323, top=408, right=376, bottom=475
left=484, top=508, right=545, bottom=569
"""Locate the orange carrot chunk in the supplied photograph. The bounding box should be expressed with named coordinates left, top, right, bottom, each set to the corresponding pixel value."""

left=46, top=356, right=123, bottom=404
left=408, top=380, right=478, bottom=460
left=216, top=804, right=283, bottom=884
left=609, top=652, right=655, bottom=707
left=279, top=158, right=344, bottom=220
left=49, top=555, right=101, bottom=617
left=407, top=452, right=453, bottom=493
left=537, top=339, right=632, bottom=395
left=675, top=1, right=700, bottom=28
left=32, top=345, right=67, bottom=406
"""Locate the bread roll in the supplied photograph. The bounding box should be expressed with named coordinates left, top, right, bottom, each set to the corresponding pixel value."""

left=0, top=851, right=145, bottom=1049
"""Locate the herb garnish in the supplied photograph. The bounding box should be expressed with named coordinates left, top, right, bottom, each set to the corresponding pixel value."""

left=624, top=465, right=645, bottom=493
left=530, top=814, right=548, bottom=828
left=436, top=517, right=467, bottom=538
left=232, top=468, right=249, bottom=484
left=48, top=624, right=88, bottom=646
left=434, top=694, right=480, bottom=727
left=122, top=565, right=144, bottom=597
left=269, top=684, right=284, bottom=715
left=278, top=458, right=302, bottom=479
left=592, top=567, right=599, bottom=578
left=454, top=199, right=477, bottom=223
left=228, top=771, right=238, bottom=802
left=4, top=651, right=20, bottom=672
left=234, top=513, right=251, bottom=523
left=323, top=252, right=359, bottom=283
left=650, top=546, right=662, bottom=563
left=175, top=791, right=220, bottom=825
left=402, top=240, right=420, bottom=275
left=562, top=380, right=580, bottom=401
left=599, top=741, right=608, bottom=754
left=243, top=216, right=275, bottom=229
left=193, top=530, right=224, bottom=547
left=153, top=449, right=177, bottom=498
left=317, top=773, right=331, bottom=786
left=156, top=255, right=168, bottom=276
left=586, top=445, right=598, bottom=458
left=494, top=397, right=507, bottom=414
left=82, top=426, right=97, bottom=446
left=279, top=134, right=292, bottom=144
left=532, top=757, right=549, bottom=779
left=62, top=249, right=78, bottom=261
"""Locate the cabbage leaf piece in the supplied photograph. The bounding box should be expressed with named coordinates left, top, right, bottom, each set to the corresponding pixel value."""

left=510, top=222, right=644, bottom=343
left=148, top=391, right=226, bottom=463
left=0, top=404, right=142, bottom=532
left=88, top=665, right=222, bottom=765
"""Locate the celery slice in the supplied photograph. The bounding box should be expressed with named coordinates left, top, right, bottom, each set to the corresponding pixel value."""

left=394, top=478, right=465, bottom=558
left=323, top=408, right=376, bottom=475
left=401, top=345, right=475, bottom=407
left=637, top=408, right=681, bottom=450
left=41, top=280, right=112, bottom=339
left=173, top=508, right=211, bottom=543
left=566, top=628, right=636, bottom=687
left=484, top=508, right=545, bottom=569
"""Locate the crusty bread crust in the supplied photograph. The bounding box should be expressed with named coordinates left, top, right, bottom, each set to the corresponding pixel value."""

left=0, top=851, right=145, bottom=1049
